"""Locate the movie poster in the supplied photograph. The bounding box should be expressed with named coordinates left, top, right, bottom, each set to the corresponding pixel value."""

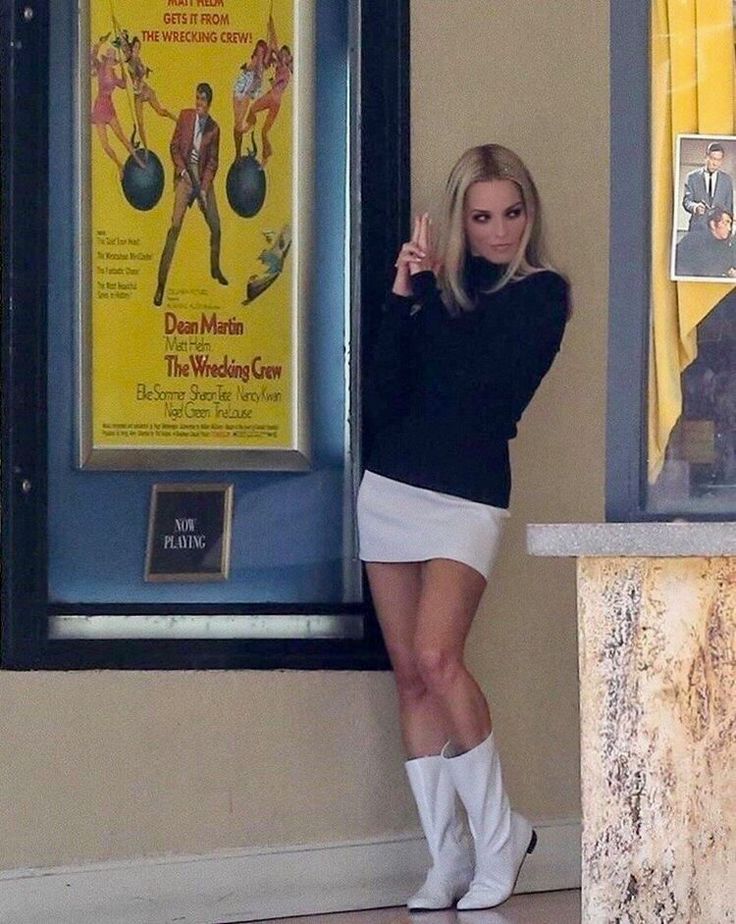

left=82, top=0, right=307, bottom=470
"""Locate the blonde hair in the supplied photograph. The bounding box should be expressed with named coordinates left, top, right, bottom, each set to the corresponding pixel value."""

left=437, top=144, right=552, bottom=313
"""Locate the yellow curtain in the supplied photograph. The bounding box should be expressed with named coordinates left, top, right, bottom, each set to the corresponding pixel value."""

left=649, top=0, right=734, bottom=482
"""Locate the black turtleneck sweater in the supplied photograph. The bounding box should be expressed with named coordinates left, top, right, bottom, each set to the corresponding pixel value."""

left=364, top=258, right=569, bottom=508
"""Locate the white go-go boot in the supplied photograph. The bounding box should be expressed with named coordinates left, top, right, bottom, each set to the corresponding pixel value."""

left=443, top=732, right=537, bottom=910
left=404, top=754, right=474, bottom=910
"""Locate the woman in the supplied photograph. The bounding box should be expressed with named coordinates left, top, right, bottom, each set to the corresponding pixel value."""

left=121, top=35, right=177, bottom=151
left=242, top=38, right=292, bottom=165
left=232, top=38, right=270, bottom=160
left=90, top=38, right=145, bottom=177
left=357, top=144, right=569, bottom=911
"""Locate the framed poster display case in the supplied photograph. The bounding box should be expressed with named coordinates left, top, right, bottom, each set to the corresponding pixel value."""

left=0, top=0, right=410, bottom=670
left=607, top=0, right=736, bottom=521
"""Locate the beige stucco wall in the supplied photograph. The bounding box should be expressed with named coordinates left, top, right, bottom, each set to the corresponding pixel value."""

left=0, top=0, right=608, bottom=870
left=409, top=0, right=609, bottom=820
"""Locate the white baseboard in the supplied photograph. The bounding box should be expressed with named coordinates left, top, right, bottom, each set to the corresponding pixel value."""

left=0, top=819, right=580, bottom=924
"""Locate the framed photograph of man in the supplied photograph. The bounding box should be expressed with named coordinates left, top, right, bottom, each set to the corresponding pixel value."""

left=77, top=0, right=313, bottom=471
left=671, top=134, right=736, bottom=284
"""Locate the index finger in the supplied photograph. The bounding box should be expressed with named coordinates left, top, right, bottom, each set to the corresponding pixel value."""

left=424, top=215, right=434, bottom=256
left=416, top=213, right=430, bottom=252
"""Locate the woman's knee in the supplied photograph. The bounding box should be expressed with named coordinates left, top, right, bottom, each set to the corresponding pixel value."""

left=415, top=643, right=464, bottom=694
left=391, top=654, right=428, bottom=704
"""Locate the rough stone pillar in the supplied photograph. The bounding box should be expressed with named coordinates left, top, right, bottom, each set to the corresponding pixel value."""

left=528, top=525, right=736, bottom=923
left=578, top=556, right=735, bottom=923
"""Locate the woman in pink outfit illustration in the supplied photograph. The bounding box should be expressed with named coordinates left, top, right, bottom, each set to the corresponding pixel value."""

left=90, top=36, right=144, bottom=178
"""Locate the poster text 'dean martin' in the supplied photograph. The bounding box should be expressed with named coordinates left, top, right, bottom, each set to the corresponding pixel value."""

left=80, top=0, right=310, bottom=470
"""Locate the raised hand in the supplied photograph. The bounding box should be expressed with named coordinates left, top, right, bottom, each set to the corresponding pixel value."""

left=411, top=212, right=435, bottom=274
left=392, top=213, right=435, bottom=296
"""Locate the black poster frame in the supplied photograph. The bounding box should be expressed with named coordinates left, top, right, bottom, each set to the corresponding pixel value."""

left=1, top=0, right=410, bottom=670
left=605, top=0, right=651, bottom=522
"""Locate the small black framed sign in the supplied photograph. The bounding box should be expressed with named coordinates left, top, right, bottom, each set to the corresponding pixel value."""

left=145, top=484, right=234, bottom=582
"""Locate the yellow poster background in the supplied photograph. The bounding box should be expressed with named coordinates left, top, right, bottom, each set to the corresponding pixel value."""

left=88, top=0, right=294, bottom=454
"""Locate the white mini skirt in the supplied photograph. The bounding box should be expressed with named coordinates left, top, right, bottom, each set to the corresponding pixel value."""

left=357, top=470, right=509, bottom=580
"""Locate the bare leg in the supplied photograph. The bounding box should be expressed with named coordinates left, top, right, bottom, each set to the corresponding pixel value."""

left=95, top=124, right=125, bottom=177
left=109, top=116, right=145, bottom=168
left=147, top=91, right=176, bottom=121
left=242, top=94, right=264, bottom=134
left=366, top=561, right=452, bottom=757
left=244, top=89, right=283, bottom=163
left=134, top=98, right=148, bottom=152
left=414, top=558, right=491, bottom=753
left=232, top=96, right=250, bottom=159
left=259, top=100, right=281, bottom=164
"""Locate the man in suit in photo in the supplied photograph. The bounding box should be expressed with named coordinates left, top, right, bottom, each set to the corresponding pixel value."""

left=154, top=82, right=228, bottom=306
left=675, top=205, right=736, bottom=278
left=682, top=141, right=734, bottom=232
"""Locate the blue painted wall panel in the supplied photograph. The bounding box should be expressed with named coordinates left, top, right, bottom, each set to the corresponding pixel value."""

left=47, top=0, right=358, bottom=603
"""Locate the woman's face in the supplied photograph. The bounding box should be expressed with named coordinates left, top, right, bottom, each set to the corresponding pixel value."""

left=132, top=39, right=141, bottom=57
left=463, top=179, right=528, bottom=264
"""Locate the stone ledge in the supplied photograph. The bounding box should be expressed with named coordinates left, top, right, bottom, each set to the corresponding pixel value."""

left=526, top=522, right=736, bottom=557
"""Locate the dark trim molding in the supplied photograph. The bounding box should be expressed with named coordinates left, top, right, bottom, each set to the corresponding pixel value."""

left=359, top=0, right=411, bottom=654
left=360, top=0, right=411, bottom=318
left=605, top=0, right=651, bottom=522
left=1, top=0, right=51, bottom=667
